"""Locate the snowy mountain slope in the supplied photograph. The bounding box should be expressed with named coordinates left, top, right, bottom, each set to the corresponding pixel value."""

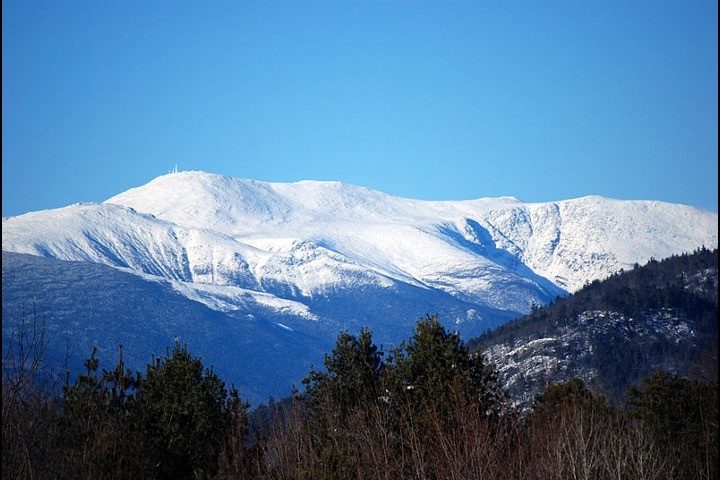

left=2, top=202, right=260, bottom=286
left=1, top=250, right=517, bottom=403
left=1, top=251, right=328, bottom=404
left=483, top=309, right=703, bottom=409
left=3, top=171, right=717, bottom=328
left=1, top=203, right=423, bottom=316
left=105, top=171, right=718, bottom=292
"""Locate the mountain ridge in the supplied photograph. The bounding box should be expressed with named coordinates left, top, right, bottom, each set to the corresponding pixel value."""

left=4, top=171, right=716, bottom=322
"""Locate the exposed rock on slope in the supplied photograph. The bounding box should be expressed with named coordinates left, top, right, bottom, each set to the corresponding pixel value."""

left=471, top=249, right=719, bottom=408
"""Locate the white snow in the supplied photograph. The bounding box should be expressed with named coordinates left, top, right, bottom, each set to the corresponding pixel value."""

left=2, top=170, right=717, bottom=320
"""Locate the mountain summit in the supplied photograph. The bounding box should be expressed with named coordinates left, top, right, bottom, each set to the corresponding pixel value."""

left=2, top=171, right=717, bottom=401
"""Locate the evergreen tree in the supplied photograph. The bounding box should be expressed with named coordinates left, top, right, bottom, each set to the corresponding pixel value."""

left=302, top=328, right=383, bottom=416
left=531, top=378, right=607, bottom=422
left=388, top=315, right=502, bottom=417
left=626, top=371, right=718, bottom=478
left=130, top=344, right=247, bottom=480
left=60, top=346, right=139, bottom=478
left=299, top=328, right=384, bottom=480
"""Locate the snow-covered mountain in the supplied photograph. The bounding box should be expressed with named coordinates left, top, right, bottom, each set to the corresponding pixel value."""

left=109, top=172, right=717, bottom=293
left=6, top=171, right=717, bottom=302
left=2, top=171, right=717, bottom=401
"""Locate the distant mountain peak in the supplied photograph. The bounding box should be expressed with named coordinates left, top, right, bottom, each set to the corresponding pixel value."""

left=4, top=170, right=715, bottom=298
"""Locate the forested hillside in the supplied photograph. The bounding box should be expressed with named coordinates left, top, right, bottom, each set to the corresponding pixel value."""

left=470, top=247, right=718, bottom=404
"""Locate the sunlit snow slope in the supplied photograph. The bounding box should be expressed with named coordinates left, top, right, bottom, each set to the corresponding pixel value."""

left=103, top=172, right=716, bottom=292
left=4, top=171, right=718, bottom=321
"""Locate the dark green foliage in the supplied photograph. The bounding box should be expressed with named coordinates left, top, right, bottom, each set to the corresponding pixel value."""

left=130, top=344, right=247, bottom=479
left=299, top=328, right=384, bottom=480
left=387, top=315, right=501, bottom=415
left=302, top=328, right=383, bottom=416
left=294, top=316, right=505, bottom=479
left=60, top=346, right=140, bottom=478
left=531, top=378, right=607, bottom=421
left=62, top=346, right=136, bottom=421
left=54, top=344, right=250, bottom=479
left=626, top=371, right=718, bottom=478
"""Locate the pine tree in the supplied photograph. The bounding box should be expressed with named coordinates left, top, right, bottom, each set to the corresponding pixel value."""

left=130, top=344, right=247, bottom=480
left=297, top=328, right=384, bottom=480
left=388, top=315, right=502, bottom=418
left=531, top=378, right=607, bottom=422
left=626, top=371, right=718, bottom=478
left=302, top=328, right=383, bottom=416
left=61, top=346, right=139, bottom=478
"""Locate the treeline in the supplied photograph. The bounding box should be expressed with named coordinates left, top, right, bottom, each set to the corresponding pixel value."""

left=3, top=315, right=717, bottom=479
left=3, top=333, right=248, bottom=479
left=473, top=247, right=717, bottom=348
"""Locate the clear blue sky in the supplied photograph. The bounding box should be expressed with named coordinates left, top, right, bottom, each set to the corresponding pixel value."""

left=3, top=1, right=718, bottom=216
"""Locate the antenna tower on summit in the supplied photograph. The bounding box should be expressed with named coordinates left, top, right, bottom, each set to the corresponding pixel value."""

left=173, top=164, right=179, bottom=173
